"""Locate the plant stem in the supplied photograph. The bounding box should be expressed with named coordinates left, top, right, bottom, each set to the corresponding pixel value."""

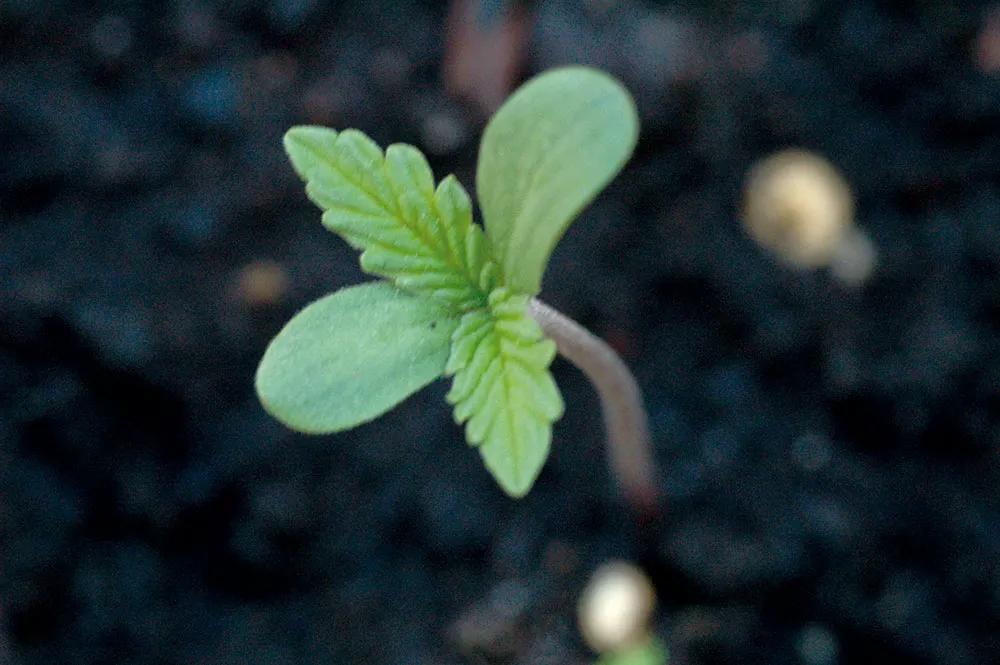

left=528, top=299, right=661, bottom=518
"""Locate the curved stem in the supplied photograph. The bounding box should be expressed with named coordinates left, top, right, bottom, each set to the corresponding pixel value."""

left=528, top=299, right=661, bottom=518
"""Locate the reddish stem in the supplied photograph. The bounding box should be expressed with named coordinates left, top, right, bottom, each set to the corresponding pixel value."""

left=528, top=299, right=662, bottom=520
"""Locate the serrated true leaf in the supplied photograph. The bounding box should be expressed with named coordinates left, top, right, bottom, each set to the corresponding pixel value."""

left=476, top=67, right=639, bottom=295
left=256, top=282, right=459, bottom=434
left=445, top=287, right=564, bottom=496
left=284, top=126, right=498, bottom=310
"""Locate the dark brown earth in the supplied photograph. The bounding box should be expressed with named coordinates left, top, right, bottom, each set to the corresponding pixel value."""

left=2, top=1, right=999, bottom=664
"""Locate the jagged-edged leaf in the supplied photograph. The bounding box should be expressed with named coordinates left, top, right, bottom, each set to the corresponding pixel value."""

left=476, top=67, right=638, bottom=295
left=284, top=126, right=498, bottom=311
left=256, top=282, right=459, bottom=434
left=445, top=287, right=564, bottom=496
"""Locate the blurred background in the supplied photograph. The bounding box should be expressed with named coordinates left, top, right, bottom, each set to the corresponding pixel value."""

left=2, top=1, right=999, bottom=663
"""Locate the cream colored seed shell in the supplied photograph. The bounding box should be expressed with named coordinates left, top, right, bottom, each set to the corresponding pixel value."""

left=742, top=149, right=854, bottom=268
left=577, top=561, right=656, bottom=654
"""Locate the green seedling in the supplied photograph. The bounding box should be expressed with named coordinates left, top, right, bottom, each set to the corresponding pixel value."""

left=256, top=67, right=658, bottom=504
left=579, top=560, right=666, bottom=664
left=597, top=639, right=669, bottom=665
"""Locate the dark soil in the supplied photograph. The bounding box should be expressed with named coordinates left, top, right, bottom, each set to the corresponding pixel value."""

left=2, top=1, right=999, bottom=664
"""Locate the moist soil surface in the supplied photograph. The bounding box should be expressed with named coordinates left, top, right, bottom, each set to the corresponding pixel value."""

left=2, top=1, right=999, bottom=664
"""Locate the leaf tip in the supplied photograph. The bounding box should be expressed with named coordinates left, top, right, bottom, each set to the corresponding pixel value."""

left=501, top=484, right=532, bottom=499
left=486, top=450, right=544, bottom=498
left=283, top=125, right=339, bottom=180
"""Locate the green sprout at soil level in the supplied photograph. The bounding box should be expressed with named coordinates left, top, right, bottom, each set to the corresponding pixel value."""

left=256, top=67, right=659, bottom=510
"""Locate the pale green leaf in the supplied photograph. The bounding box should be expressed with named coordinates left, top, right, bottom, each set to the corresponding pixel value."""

left=596, top=639, right=669, bottom=665
left=284, top=126, right=497, bottom=310
left=445, top=287, right=564, bottom=496
left=256, top=282, right=458, bottom=434
left=476, top=66, right=639, bottom=295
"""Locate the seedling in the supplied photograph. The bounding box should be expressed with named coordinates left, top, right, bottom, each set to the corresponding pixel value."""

left=256, top=67, right=659, bottom=508
left=742, top=148, right=876, bottom=286
left=579, top=561, right=667, bottom=665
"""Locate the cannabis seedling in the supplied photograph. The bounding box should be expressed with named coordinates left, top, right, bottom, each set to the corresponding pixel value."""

left=256, top=67, right=659, bottom=507
left=579, top=561, right=668, bottom=665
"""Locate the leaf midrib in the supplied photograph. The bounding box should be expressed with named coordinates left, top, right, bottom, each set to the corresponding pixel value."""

left=303, top=138, right=488, bottom=309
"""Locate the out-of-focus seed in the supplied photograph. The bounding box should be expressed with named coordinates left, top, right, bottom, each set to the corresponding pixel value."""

left=234, top=260, right=289, bottom=307
left=743, top=149, right=854, bottom=268
left=578, top=560, right=657, bottom=654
